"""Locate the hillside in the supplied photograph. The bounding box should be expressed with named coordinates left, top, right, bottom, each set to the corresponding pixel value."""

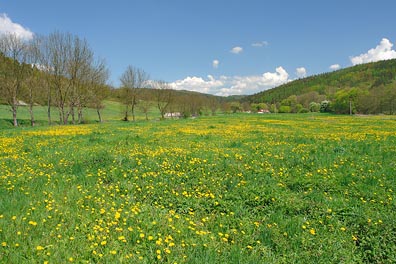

left=243, top=59, right=396, bottom=114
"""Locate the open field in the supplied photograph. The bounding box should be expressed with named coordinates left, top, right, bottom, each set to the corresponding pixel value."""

left=1, top=114, right=395, bottom=263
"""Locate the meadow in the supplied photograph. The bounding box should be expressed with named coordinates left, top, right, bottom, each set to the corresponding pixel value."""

left=0, top=113, right=395, bottom=263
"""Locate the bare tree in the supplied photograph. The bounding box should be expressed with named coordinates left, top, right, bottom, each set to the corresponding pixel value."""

left=40, top=31, right=72, bottom=124
left=66, top=36, right=94, bottom=124
left=119, top=66, right=149, bottom=121
left=86, top=58, right=110, bottom=123
left=0, top=33, right=29, bottom=127
left=138, top=91, right=154, bottom=121
left=152, top=80, right=173, bottom=119
left=22, top=37, right=46, bottom=126
left=38, top=32, right=98, bottom=125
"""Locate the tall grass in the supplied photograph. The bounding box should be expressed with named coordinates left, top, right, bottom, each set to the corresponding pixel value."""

left=0, top=114, right=395, bottom=263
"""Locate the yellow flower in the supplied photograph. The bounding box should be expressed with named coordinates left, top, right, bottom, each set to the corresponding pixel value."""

left=36, top=245, right=44, bottom=251
left=115, top=212, right=121, bottom=220
left=29, top=221, right=38, bottom=226
left=1, top=242, right=6, bottom=247
left=110, top=250, right=117, bottom=255
left=309, top=228, right=316, bottom=235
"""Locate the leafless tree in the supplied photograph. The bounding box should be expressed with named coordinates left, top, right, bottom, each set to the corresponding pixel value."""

left=23, top=39, right=40, bottom=126
left=86, top=58, right=110, bottom=123
left=0, top=33, right=29, bottom=126
left=119, top=66, right=149, bottom=121
left=152, top=80, right=173, bottom=119
left=138, top=91, right=154, bottom=121
left=38, top=32, right=98, bottom=125
left=66, top=36, right=94, bottom=124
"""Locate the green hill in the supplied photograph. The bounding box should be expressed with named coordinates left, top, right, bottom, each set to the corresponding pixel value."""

left=244, top=59, right=396, bottom=114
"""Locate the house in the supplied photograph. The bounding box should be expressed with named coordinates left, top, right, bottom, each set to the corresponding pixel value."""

left=164, top=112, right=182, bottom=118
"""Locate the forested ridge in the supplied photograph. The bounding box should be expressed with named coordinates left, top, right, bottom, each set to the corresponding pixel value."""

left=244, top=59, right=396, bottom=114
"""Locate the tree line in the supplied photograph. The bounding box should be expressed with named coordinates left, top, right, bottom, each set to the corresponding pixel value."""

left=0, top=31, right=110, bottom=126
left=0, top=32, right=230, bottom=127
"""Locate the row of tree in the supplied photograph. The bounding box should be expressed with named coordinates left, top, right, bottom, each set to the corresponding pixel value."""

left=0, top=31, right=228, bottom=126
left=0, top=31, right=110, bottom=126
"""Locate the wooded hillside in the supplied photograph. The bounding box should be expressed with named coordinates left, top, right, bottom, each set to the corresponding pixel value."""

left=244, top=59, right=396, bottom=114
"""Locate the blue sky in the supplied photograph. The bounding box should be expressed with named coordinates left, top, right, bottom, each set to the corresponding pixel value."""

left=1, top=0, right=396, bottom=95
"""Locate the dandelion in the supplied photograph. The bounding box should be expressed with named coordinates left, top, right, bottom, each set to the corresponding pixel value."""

left=309, top=228, right=316, bottom=235
left=29, top=220, right=38, bottom=226
left=1, top=242, right=6, bottom=247
left=36, top=245, right=45, bottom=251
left=110, top=250, right=117, bottom=255
left=115, top=212, right=121, bottom=220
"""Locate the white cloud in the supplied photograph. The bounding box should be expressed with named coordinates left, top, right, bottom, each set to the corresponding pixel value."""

left=212, top=59, right=219, bottom=69
left=295, top=67, right=307, bottom=78
left=329, top=64, right=340, bottom=71
left=230, top=46, right=243, bottom=54
left=170, top=67, right=290, bottom=96
left=0, top=13, right=34, bottom=40
left=252, top=41, right=269, bottom=47
left=170, top=75, right=225, bottom=94
left=350, top=38, right=396, bottom=65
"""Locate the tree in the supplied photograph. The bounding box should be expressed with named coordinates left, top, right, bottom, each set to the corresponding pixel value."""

left=119, top=66, right=149, bottom=121
left=40, top=31, right=72, bottom=124
left=230, top=102, right=241, bottom=113
left=23, top=37, right=46, bottom=126
left=86, top=58, right=110, bottom=123
left=309, top=102, right=320, bottom=112
left=66, top=35, right=94, bottom=124
left=152, top=80, right=173, bottom=119
left=0, top=33, right=29, bottom=127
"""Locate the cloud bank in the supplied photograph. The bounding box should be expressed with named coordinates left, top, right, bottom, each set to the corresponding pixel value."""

left=350, top=38, right=396, bottom=65
left=0, top=13, right=34, bottom=40
left=230, top=46, right=243, bottom=54
left=170, top=67, right=291, bottom=96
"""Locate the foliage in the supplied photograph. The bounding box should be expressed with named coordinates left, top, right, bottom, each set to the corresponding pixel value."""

left=1, top=114, right=395, bottom=263
left=244, top=59, right=396, bottom=114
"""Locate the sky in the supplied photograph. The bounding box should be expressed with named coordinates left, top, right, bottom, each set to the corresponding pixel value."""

left=1, top=0, right=396, bottom=96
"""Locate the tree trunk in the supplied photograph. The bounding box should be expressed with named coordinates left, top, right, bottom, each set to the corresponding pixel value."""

left=97, top=108, right=102, bottom=123
left=71, top=105, right=76, bottom=124
left=78, top=108, right=83, bottom=123
left=12, top=105, right=18, bottom=127
left=29, top=104, right=35, bottom=127
left=47, top=94, right=51, bottom=125
left=123, top=105, right=129, bottom=121
left=131, top=103, right=136, bottom=122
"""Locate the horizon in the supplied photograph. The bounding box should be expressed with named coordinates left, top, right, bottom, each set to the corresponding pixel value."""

left=1, top=1, right=396, bottom=96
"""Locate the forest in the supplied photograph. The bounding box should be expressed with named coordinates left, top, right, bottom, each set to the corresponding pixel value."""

left=243, top=59, right=396, bottom=115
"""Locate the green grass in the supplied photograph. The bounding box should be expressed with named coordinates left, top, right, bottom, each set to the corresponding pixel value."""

left=0, top=100, right=163, bottom=128
left=0, top=114, right=395, bottom=263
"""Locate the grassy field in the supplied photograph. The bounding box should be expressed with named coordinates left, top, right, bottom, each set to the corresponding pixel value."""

left=0, top=100, right=161, bottom=128
left=0, top=114, right=395, bottom=263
